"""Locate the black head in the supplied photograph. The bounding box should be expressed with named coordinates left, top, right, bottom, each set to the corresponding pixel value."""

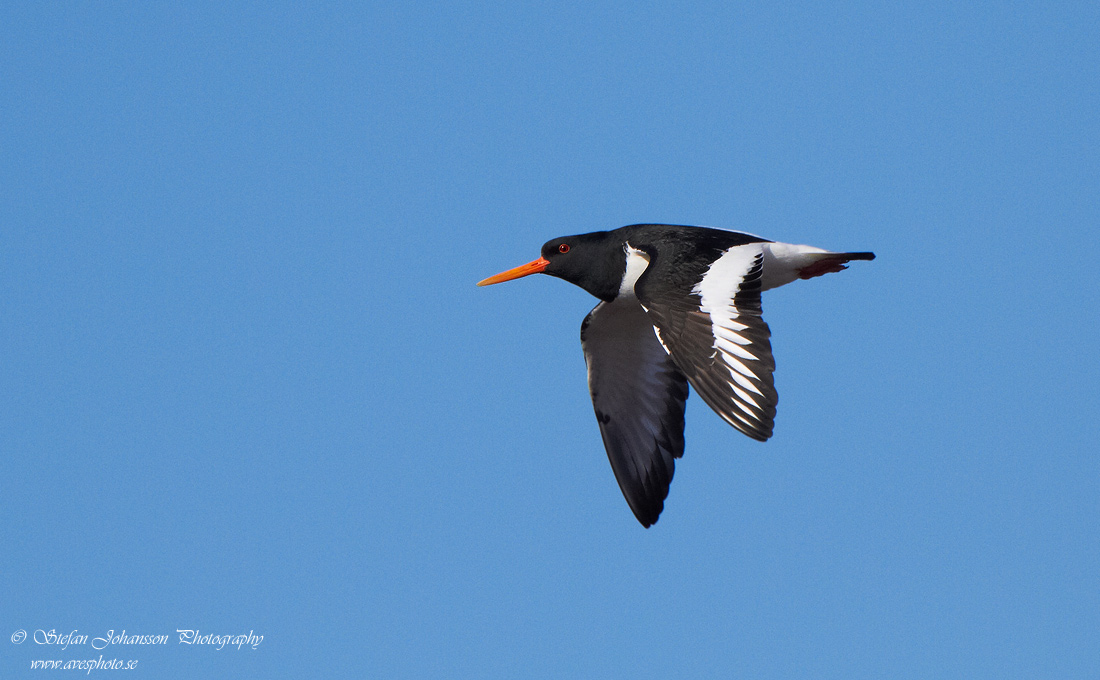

left=538, top=232, right=631, bottom=301
left=478, top=231, right=628, bottom=301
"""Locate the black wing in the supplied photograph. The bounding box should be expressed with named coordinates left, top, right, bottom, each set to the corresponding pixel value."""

left=581, top=297, right=689, bottom=527
left=639, top=245, right=777, bottom=441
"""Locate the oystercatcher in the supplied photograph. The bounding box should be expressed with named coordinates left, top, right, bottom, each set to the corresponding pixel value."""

left=478, top=224, right=874, bottom=527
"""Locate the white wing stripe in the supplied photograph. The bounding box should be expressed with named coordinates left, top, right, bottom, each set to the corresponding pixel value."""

left=692, top=244, right=764, bottom=344
left=723, top=362, right=765, bottom=397
left=719, top=349, right=758, bottom=381
left=720, top=406, right=758, bottom=431
left=715, top=318, right=750, bottom=333
left=716, top=336, right=757, bottom=362
left=728, top=382, right=759, bottom=408
left=715, top=325, right=751, bottom=345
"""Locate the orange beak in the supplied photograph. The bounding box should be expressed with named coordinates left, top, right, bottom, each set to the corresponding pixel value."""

left=476, top=257, right=550, bottom=286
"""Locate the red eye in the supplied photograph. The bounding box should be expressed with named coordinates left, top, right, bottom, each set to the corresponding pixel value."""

left=558, top=243, right=570, bottom=253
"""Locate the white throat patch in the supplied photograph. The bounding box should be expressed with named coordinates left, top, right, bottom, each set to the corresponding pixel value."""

left=620, top=244, right=651, bottom=297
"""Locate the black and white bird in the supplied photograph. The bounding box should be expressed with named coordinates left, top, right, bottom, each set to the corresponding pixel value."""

left=478, top=224, right=874, bottom=527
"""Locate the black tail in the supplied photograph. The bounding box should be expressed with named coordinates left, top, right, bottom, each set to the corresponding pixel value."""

left=798, top=251, right=876, bottom=280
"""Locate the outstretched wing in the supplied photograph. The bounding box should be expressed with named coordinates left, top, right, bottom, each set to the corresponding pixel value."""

left=640, top=244, right=778, bottom=441
left=581, top=297, right=689, bottom=527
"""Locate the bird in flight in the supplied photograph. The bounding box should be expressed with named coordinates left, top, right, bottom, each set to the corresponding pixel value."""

left=478, top=224, right=874, bottom=527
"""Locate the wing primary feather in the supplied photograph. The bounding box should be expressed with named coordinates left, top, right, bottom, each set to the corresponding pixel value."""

left=581, top=298, right=689, bottom=527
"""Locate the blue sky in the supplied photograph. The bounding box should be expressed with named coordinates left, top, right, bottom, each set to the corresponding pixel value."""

left=2, top=2, right=1098, bottom=678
